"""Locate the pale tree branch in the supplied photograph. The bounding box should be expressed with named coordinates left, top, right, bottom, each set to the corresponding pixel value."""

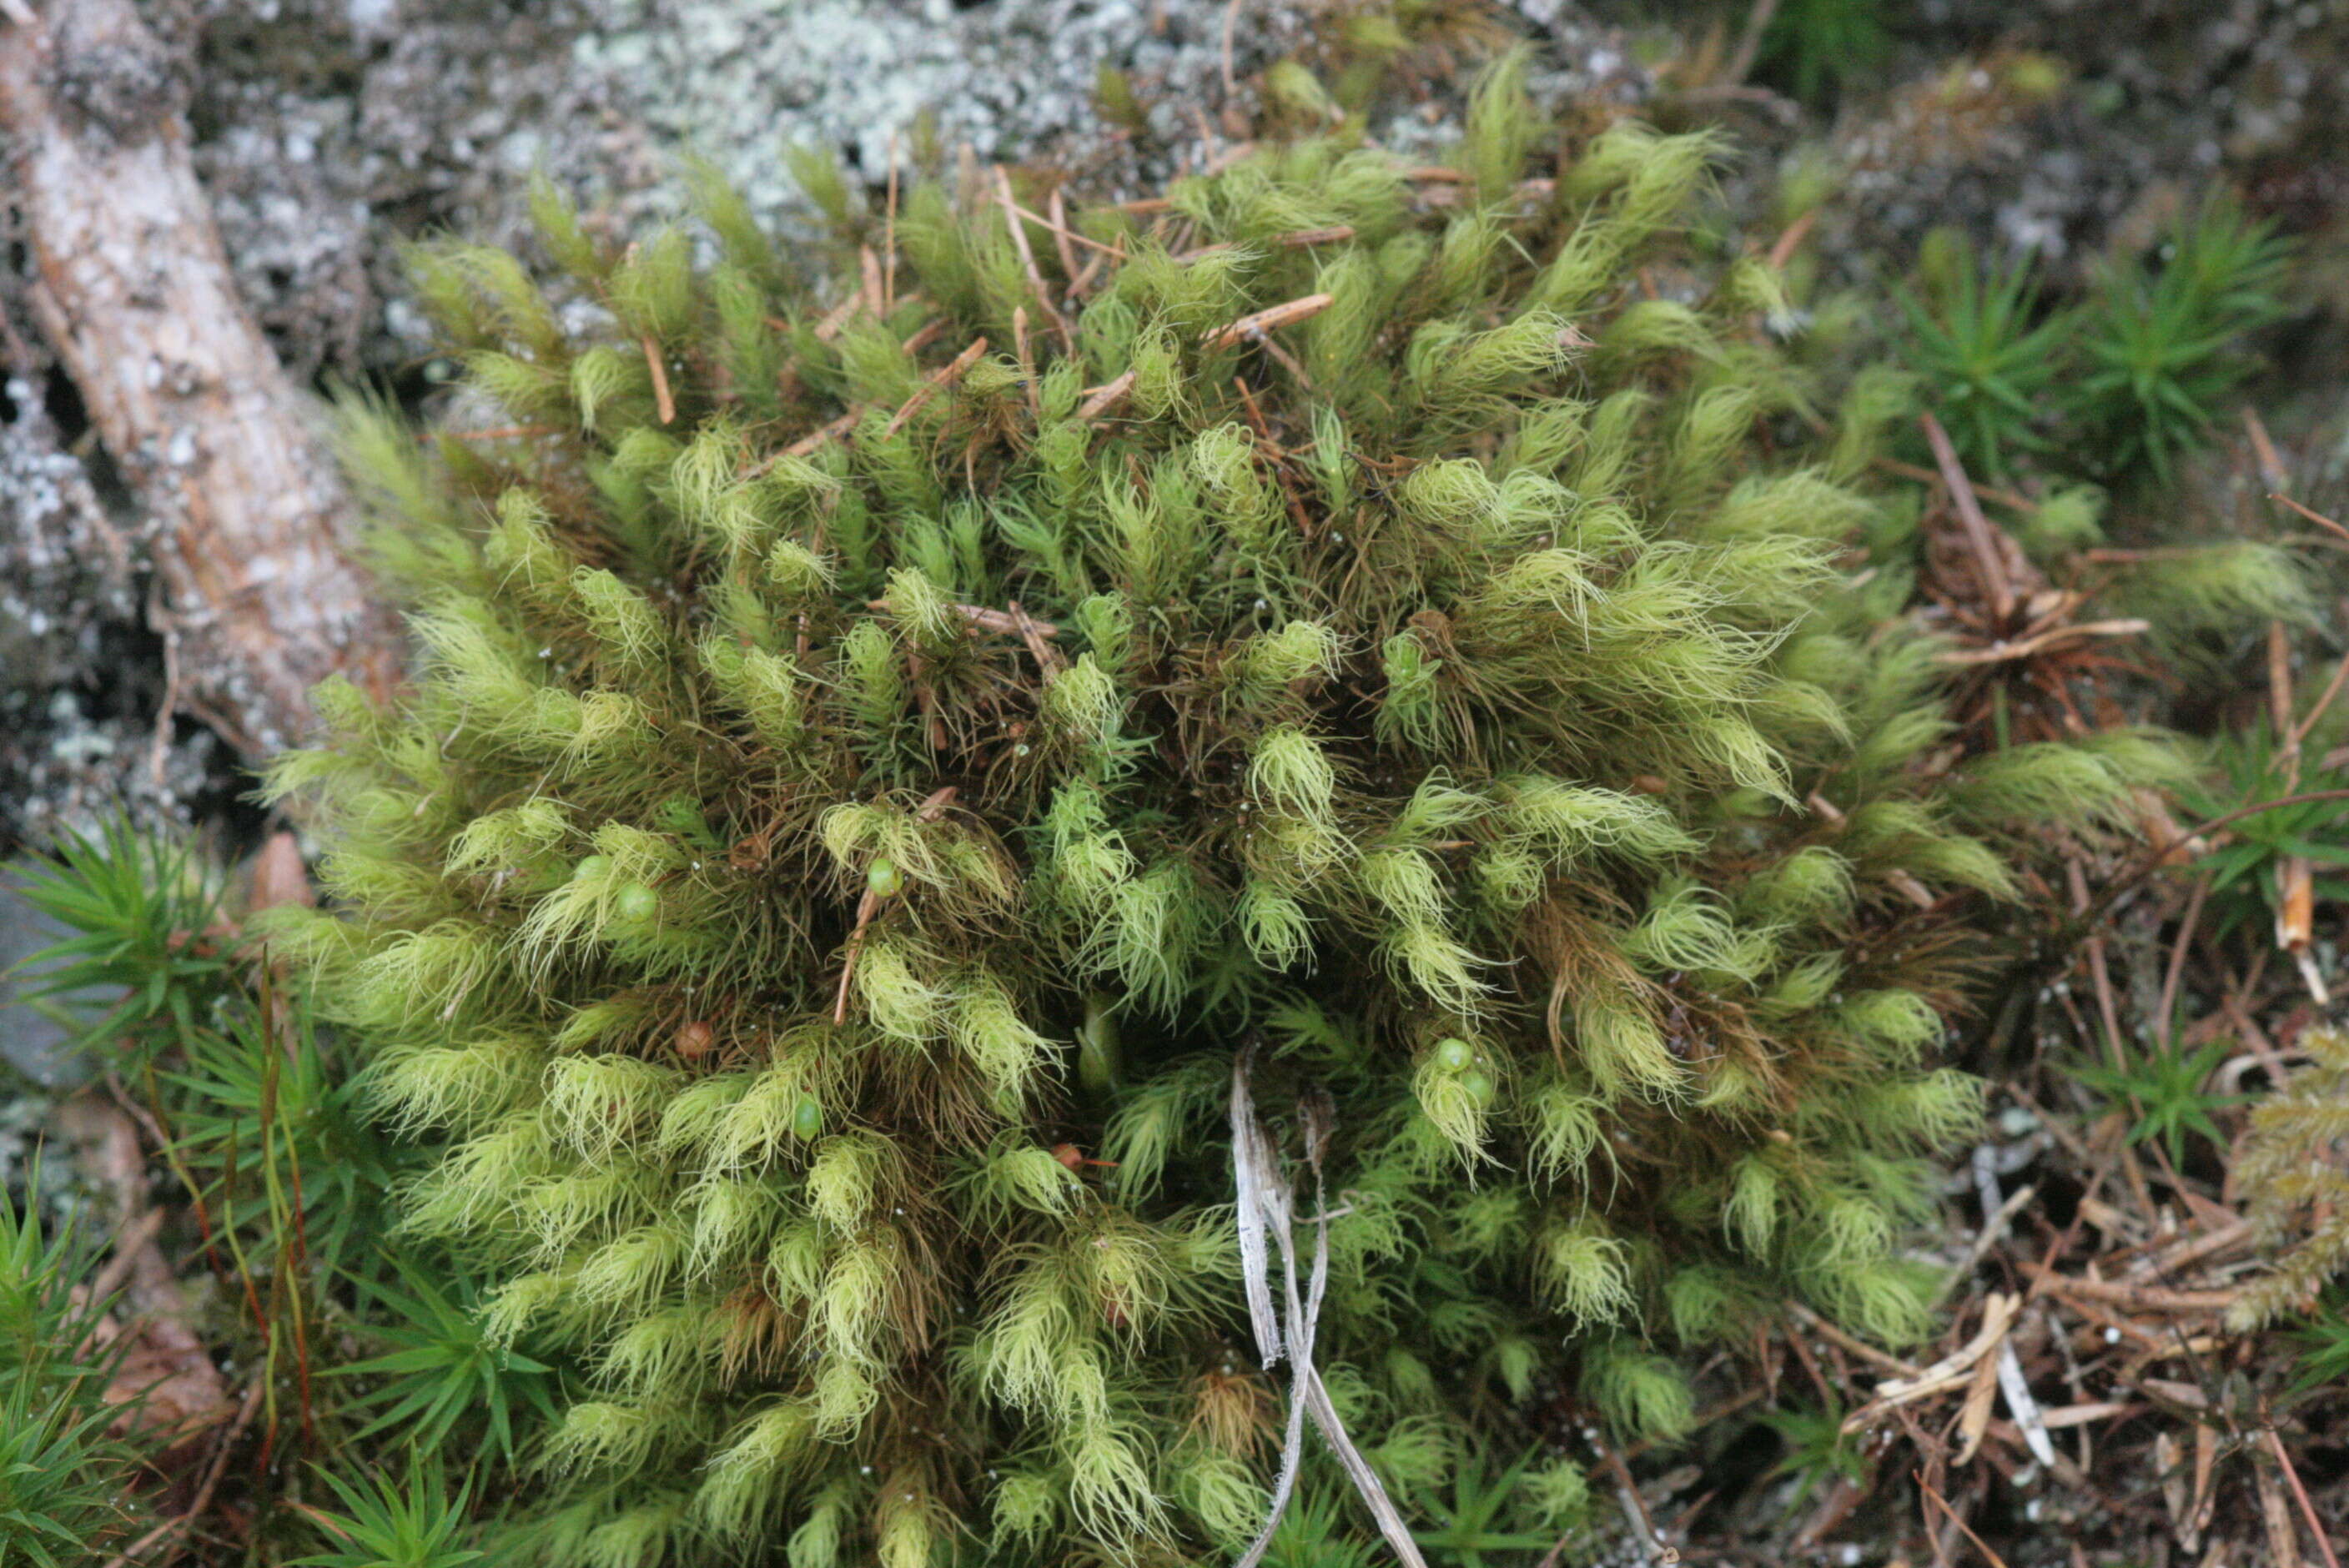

left=0, top=0, right=404, bottom=756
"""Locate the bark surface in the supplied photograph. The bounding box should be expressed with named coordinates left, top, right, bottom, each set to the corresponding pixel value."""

left=0, top=0, right=401, bottom=756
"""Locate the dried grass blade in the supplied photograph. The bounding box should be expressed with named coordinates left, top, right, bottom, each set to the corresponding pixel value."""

left=1230, top=1050, right=1286, bottom=1365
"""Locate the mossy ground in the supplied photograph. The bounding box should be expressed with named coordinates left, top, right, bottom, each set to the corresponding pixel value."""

left=4, top=5, right=2349, bottom=1567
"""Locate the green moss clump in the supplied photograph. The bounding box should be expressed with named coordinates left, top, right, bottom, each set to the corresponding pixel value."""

left=270, top=63, right=2176, bottom=1567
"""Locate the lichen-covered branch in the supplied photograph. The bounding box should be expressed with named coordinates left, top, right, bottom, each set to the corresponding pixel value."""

left=0, top=0, right=402, bottom=756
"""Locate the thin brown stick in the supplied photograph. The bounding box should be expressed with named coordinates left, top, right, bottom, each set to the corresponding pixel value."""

left=1001, top=193, right=1124, bottom=258
left=2271, top=619, right=2303, bottom=779
left=2126, top=1218, right=2251, bottom=1280
left=865, top=598, right=1060, bottom=639
left=993, top=165, right=1073, bottom=351
left=812, top=289, right=863, bottom=342
left=2257, top=1450, right=2309, bottom=1568
left=1873, top=456, right=2037, bottom=512
left=1922, top=413, right=2017, bottom=625
left=1766, top=207, right=1818, bottom=271
left=101, top=1378, right=264, bottom=1568
left=883, top=334, right=991, bottom=438
left=782, top=410, right=859, bottom=459
left=1044, top=185, right=1083, bottom=287
left=1008, top=601, right=1066, bottom=680
left=2270, top=491, right=2349, bottom=545
left=2292, top=649, right=2349, bottom=751
left=1177, top=224, right=1360, bottom=263
left=1011, top=306, right=1041, bottom=423
left=2017, top=1263, right=2238, bottom=1314
left=1272, top=224, right=1355, bottom=249
left=832, top=887, right=881, bottom=1026
left=1233, top=377, right=1319, bottom=538
left=1206, top=292, right=1333, bottom=350
left=1592, top=1435, right=1677, bottom=1566
left=1919, top=1477, right=2009, bottom=1568
left=641, top=334, right=677, bottom=425
left=1788, top=1302, right=1920, bottom=1377
left=2270, top=1426, right=2346, bottom=1568
left=1077, top=369, right=1137, bottom=422
left=1934, top=619, right=2149, bottom=666
left=2155, top=872, right=2210, bottom=1050
left=2245, top=406, right=2292, bottom=490
left=2066, top=858, right=2130, bottom=1074
left=2183, top=790, right=2349, bottom=845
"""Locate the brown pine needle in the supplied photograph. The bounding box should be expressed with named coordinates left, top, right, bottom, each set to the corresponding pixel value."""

left=425, top=424, right=558, bottom=444
left=993, top=165, right=1073, bottom=352
left=2270, top=1426, right=2346, bottom=1568
left=1922, top=412, right=2016, bottom=625
left=641, top=334, right=676, bottom=425
left=1077, top=369, right=1137, bottom=421
left=888, top=333, right=991, bottom=439
left=1934, top=619, right=2150, bottom=666
left=1045, top=185, right=1083, bottom=284
left=782, top=410, right=858, bottom=460
left=1873, top=456, right=2036, bottom=513
left=2271, top=490, right=2349, bottom=544
left=1206, top=293, right=1333, bottom=351
left=864, top=598, right=1059, bottom=640
left=1920, top=1478, right=2009, bottom=1568
left=1767, top=207, right=1818, bottom=271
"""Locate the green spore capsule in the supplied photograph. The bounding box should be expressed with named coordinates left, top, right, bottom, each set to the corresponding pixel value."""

left=790, top=1097, right=822, bottom=1141
left=866, top=857, right=903, bottom=897
left=1460, top=1070, right=1496, bottom=1108
left=571, top=853, right=611, bottom=884
left=614, top=882, right=659, bottom=923
left=1435, top=1037, right=1475, bottom=1072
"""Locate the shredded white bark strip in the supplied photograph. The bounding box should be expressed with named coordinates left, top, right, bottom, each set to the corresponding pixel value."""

left=1230, top=1051, right=1287, bottom=1366
left=1996, top=1335, right=2060, bottom=1468
left=1843, top=1291, right=2022, bottom=1434
left=1230, top=1053, right=1429, bottom=1568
